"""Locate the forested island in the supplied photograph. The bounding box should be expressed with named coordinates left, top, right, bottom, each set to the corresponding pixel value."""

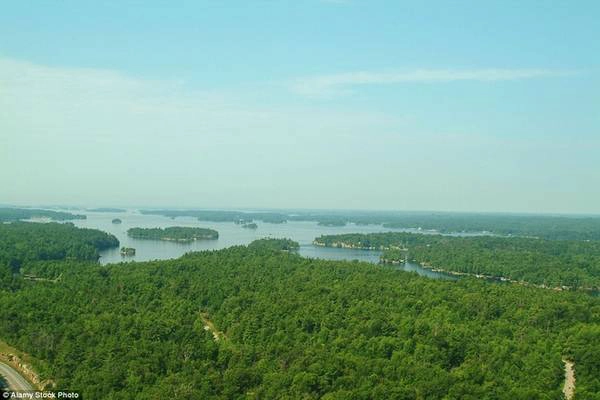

left=0, top=227, right=599, bottom=398
left=127, top=227, right=219, bottom=242
left=139, top=209, right=600, bottom=240
left=314, top=232, right=600, bottom=290
left=241, top=222, right=258, bottom=229
left=112, top=218, right=122, bottom=224
left=0, top=208, right=86, bottom=222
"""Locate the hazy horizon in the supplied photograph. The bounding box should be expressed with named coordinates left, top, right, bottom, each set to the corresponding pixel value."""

left=3, top=202, right=600, bottom=218
left=2, top=2, right=599, bottom=213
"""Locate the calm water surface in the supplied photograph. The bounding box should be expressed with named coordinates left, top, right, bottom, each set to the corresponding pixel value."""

left=66, top=210, right=452, bottom=279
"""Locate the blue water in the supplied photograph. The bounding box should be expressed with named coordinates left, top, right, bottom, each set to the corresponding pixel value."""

left=59, top=209, right=452, bottom=279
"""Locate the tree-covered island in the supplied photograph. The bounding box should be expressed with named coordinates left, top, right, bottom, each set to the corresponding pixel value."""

left=127, top=227, right=219, bottom=242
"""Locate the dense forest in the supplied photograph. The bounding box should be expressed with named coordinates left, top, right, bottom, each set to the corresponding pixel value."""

left=0, top=222, right=118, bottom=291
left=127, top=227, right=219, bottom=242
left=0, top=208, right=86, bottom=222
left=0, top=222, right=118, bottom=270
left=314, top=233, right=600, bottom=289
left=139, top=209, right=600, bottom=240
left=1, top=224, right=600, bottom=398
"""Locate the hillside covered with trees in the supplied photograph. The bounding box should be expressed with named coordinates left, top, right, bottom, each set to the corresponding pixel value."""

left=0, top=227, right=599, bottom=398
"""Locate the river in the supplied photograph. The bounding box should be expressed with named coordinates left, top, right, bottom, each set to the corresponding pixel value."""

left=64, top=209, right=453, bottom=279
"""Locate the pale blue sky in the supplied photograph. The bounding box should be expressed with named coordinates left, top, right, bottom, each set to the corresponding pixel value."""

left=1, top=1, right=599, bottom=213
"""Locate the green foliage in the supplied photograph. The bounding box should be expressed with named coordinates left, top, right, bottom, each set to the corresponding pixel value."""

left=315, top=232, right=435, bottom=249
left=563, top=324, right=600, bottom=399
left=316, top=232, right=600, bottom=289
left=127, top=227, right=219, bottom=242
left=1, top=224, right=598, bottom=399
left=380, top=213, right=600, bottom=240
left=247, top=238, right=300, bottom=252
left=0, top=243, right=598, bottom=398
left=0, top=222, right=119, bottom=272
left=0, top=208, right=86, bottom=222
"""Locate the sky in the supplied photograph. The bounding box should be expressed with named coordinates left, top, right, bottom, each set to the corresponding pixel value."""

left=1, top=1, right=599, bottom=213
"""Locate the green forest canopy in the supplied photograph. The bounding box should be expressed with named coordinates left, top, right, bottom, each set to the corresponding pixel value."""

left=0, top=222, right=119, bottom=269
left=0, top=222, right=119, bottom=289
left=0, top=235, right=598, bottom=398
left=1, top=225, right=600, bottom=399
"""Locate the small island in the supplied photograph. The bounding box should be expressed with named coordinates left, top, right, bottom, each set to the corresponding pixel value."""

left=127, top=227, right=219, bottom=242
left=241, top=223, right=258, bottom=229
left=317, top=220, right=347, bottom=227
left=112, top=218, right=122, bottom=224
left=120, top=247, right=136, bottom=256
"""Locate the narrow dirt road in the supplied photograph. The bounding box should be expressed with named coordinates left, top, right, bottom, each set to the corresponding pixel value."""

left=0, top=361, right=34, bottom=391
left=200, top=313, right=226, bottom=342
left=563, top=358, right=575, bottom=400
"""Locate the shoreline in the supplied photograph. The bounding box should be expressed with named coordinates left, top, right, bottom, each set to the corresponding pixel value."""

left=314, top=240, right=599, bottom=293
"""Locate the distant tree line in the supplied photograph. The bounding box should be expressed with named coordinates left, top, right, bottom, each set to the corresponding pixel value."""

left=140, top=209, right=600, bottom=240
left=0, top=208, right=86, bottom=222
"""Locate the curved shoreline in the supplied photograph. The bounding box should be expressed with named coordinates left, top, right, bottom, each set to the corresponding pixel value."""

left=314, top=240, right=599, bottom=293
